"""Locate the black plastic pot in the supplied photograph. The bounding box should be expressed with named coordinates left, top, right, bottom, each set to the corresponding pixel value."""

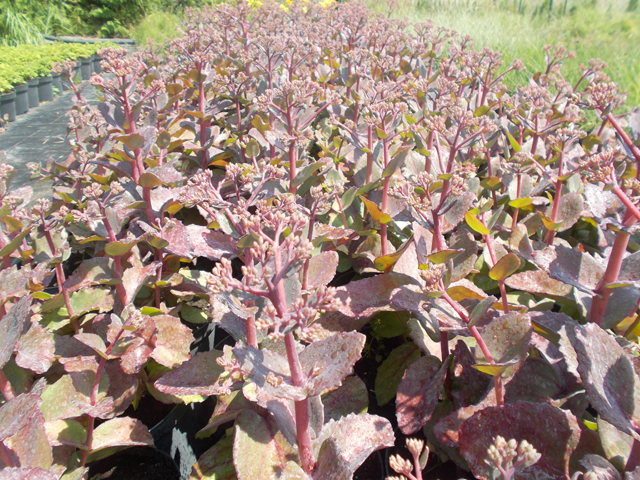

left=0, top=91, right=16, bottom=122
left=87, top=446, right=180, bottom=480
left=51, top=73, right=62, bottom=96
left=93, top=55, right=103, bottom=74
left=27, top=78, right=39, bottom=108
left=80, top=56, right=93, bottom=80
left=37, top=76, right=54, bottom=103
left=14, top=83, right=28, bottom=115
left=150, top=323, right=219, bottom=480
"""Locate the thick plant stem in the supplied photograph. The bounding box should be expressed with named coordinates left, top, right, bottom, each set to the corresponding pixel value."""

left=0, top=370, right=14, bottom=401
left=284, top=332, right=314, bottom=473
left=589, top=211, right=636, bottom=325
left=441, top=292, right=503, bottom=405
left=245, top=317, right=258, bottom=349
left=545, top=150, right=565, bottom=246
left=80, top=416, right=95, bottom=467
left=380, top=138, right=391, bottom=257
left=366, top=126, right=373, bottom=185
left=612, top=186, right=640, bottom=223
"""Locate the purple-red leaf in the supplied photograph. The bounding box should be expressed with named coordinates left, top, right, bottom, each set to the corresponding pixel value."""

left=306, top=251, right=339, bottom=289
left=313, top=413, right=395, bottom=472
left=89, top=417, right=153, bottom=453
left=15, top=320, right=54, bottom=374
left=197, top=390, right=258, bottom=439
left=300, top=332, right=365, bottom=397
left=1, top=397, right=52, bottom=470
left=451, top=341, right=491, bottom=408
left=0, top=468, right=57, bottom=480
left=312, top=438, right=351, bottom=480
left=459, top=401, right=582, bottom=480
left=155, top=348, right=239, bottom=397
left=122, top=262, right=161, bottom=305
left=396, top=355, right=449, bottom=434
left=0, top=295, right=32, bottom=368
left=505, top=269, right=572, bottom=297
left=476, top=312, right=532, bottom=373
left=334, top=272, right=418, bottom=319
left=0, top=394, right=41, bottom=441
left=570, top=323, right=640, bottom=439
left=150, top=315, right=194, bottom=368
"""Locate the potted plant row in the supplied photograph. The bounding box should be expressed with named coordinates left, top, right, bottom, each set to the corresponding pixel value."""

left=0, top=42, right=111, bottom=125
left=2, top=1, right=640, bottom=479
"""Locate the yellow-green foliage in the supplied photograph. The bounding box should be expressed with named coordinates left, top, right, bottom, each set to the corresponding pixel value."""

left=131, top=11, right=183, bottom=46
left=368, top=0, right=640, bottom=106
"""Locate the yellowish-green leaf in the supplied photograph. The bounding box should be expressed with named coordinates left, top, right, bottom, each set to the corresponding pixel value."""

left=427, top=249, right=464, bottom=265
left=374, top=236, right=414, bottom=271
left=104, top=240, right=138, bottom=257
left=472, top=363, right=512, bottom=376
left=361, top=196, right=392, bottom=224
left=509, top=198, right=533, bottom=209
left=139, top=172, right=163, bottom=188
left=489, top=253, right=520, bottom=281
left=539, top=214, right=563, bottom=231
left=465, top=212, right=490, bottom=236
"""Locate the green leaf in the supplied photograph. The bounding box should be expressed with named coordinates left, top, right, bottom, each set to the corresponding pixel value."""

left=508, top=198, right=533, bottom=208
left=360, top=196, right=392, bottom=224
left=139, top=172, right=163, bottom=188
left=245, top=139, right=260, bottom=158
left=292, top=161, right=323, bottom=189
left=481, top=177, right=502, bottom=191
left=371, top=312, right=408, bottom=338
left=474, top=105, right=491, bottom=117
left=472, top=362, right=517, bottom=376
left=465, top=212, right=490, bottom=236
left=375, top=343, right=421, bottom=406
left=190, top=433, right=236, bottom=480
left=0, top=227, right=32, bottom=257
left=505, top=131, right=521, bottom=152
left=340, top=187, right=357, bottom=210
left=115, top=133, right=144, bottom=150
left=104, top=239, right=138, bottom=257
left=236, top=233, right=258, bottom=249
left=146, top=235, right=169, bottom=249
left=181, top=304, right=210, bottom=324
left=426, top=249, right=464, bottom=265
left=157, top=131, right=171, bottom=149
left=233, top=410, right=299, bottom=480
left=489, top=253, right=520, bottom=281
left=374, top=236, right=414, bottom=271
left=539, top=214, right=563, bottom=231
left=382, top=149, right=409, bottom=178
left=469, top=295, right=498, bottom=328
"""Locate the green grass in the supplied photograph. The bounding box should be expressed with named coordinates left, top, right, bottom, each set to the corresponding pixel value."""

left=367, top=0, right=640, bottom=107
left=131, top=11, right=182, bottom=46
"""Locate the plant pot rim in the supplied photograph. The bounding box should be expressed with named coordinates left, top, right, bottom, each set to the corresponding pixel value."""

left=14, top=83, right=28, bottom=91
left=26, top=78, right=39, bottom=85
left=1, top=91, right=16, bottom=99
left=38, top=76, right=53, bottom=82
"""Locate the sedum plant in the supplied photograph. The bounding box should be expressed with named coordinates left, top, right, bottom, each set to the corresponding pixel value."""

left=2, top=1, right=640, bottom=480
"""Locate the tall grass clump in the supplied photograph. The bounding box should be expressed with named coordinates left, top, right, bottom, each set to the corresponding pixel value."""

left=131, top=10, right=182, bottom=46
left=371, top=0, right=640, bottom=106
